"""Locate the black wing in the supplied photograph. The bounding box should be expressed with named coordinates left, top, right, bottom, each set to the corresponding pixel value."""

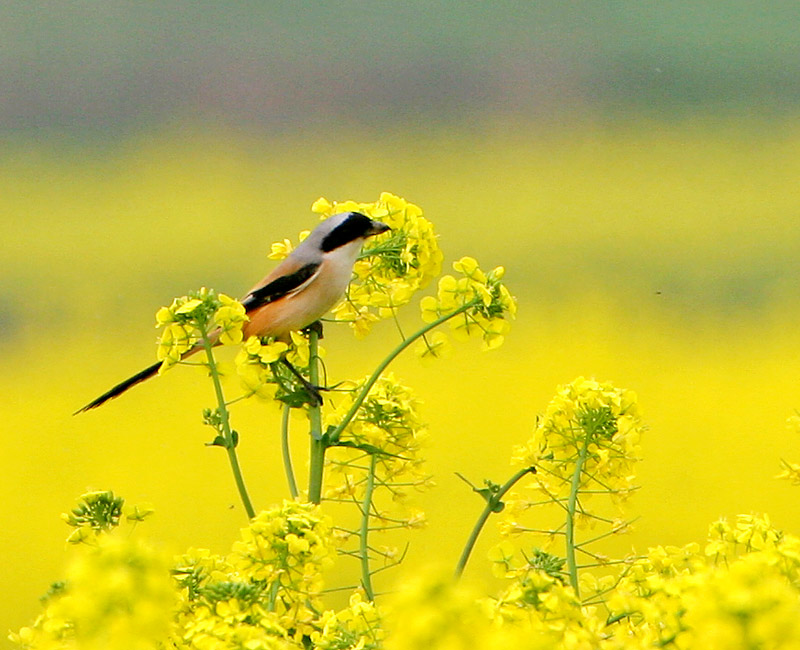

left=240, top=261, right=321, bottom=312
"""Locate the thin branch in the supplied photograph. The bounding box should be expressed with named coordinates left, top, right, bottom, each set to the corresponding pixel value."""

left=455, top=466, right=537, bottom=577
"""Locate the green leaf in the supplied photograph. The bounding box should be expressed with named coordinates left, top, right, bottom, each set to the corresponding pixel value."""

left=322, top=424, right=338, bottom=444
left=331, top=439, right=406, bottom=459
left=490, top=500, right=506, bottom=513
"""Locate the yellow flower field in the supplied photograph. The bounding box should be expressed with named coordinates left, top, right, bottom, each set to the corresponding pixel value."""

left=3, top=118, right=800, bottom=646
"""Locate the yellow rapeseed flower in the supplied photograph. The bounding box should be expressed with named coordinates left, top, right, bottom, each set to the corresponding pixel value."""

left=259, top=339, right=290, bottom=364
left=213, top=293, right=248, bottom=346
left=157, top=322, right=194, bottom=369
left=268, top=238, right=295, bottom=260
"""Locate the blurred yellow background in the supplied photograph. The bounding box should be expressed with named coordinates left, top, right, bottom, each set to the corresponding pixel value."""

left=4, top=3, right=800, bottom=643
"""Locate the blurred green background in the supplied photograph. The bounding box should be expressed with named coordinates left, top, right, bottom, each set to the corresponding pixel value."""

left=4, top=2, right=800, bottom=642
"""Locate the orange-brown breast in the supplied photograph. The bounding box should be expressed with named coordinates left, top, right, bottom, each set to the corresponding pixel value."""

left=241, top=249, right=357, bottom=340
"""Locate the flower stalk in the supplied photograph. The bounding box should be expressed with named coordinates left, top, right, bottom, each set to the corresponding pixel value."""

left=360, top=454, right=378, bottom=600
left=329, top=301, right=475, bottom=443
left=200, top=329, right=255, bottom=519
left=307, top=328, right=325, bottom=504
left=565, top=431, right=591, bottom=595
left=280, top=403, right=299, bottom=499
left=455, top=466, right=536, bottom=578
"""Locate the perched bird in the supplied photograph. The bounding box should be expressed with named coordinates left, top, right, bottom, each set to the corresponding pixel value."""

left=76, top=211, right=390, bottom=412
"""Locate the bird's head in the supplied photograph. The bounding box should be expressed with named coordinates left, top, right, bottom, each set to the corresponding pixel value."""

left=318, top=211, right=390, bottom=252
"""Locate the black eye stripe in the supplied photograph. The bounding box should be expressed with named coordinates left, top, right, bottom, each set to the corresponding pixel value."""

left=321, top=212, right=374, bottom=252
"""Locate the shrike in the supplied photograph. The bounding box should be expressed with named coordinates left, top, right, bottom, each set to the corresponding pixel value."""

left=77, top=211, right=390, bottom=412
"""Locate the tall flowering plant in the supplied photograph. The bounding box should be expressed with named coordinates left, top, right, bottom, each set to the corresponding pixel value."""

left=145, top=192, right=516, bottom=595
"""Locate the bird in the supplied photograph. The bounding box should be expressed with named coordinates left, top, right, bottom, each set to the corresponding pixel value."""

left=76, top=211, right=390, bottom=413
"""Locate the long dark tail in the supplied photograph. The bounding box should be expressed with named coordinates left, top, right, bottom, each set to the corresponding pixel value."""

left=75, top=361, right=163, bottom=414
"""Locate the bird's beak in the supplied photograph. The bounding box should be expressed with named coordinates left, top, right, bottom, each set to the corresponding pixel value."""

left=368, top=220, right=391, bottom=236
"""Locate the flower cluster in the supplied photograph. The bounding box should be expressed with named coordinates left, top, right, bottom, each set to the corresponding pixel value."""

left=61, top=490, right=123, bottom=540
left=172, top=501, right=338, bottom=648
left=484, top=378, right=644, bottom=611
left=155, top=288, right=247, bottom=371
left=311, top=593, right=383, bottom=650
left=384, top=572, right=501, bottom=650
left=173, top=549, right=293, bottom=649
left=62, top=490, right=154, bottom=545
left=603, top=516, right=800, bottom=648
left=418, top=257, right=516, bottom=357
left=603, top=542, right=702, bottom=647
left=512, top=376, right=644, bottom=502
left=234, top=332, right=322, bottom=406
left=703, top=513, right=800, bottom=571
left=478, top=514, right=800, bottom=650
left=323, top=374, right=432, bottom=575
left=272, top=192, right=442, bottom=337
left=230, top=501, right=335, bottom=634
left=14, top=494, right=359, bottom=650
left=488, top=542, right=566, bottom=581
left=324, top=373, right=432, bottom=503
left=11, top=535, right=175, bottom=650
left=682, top=552, right=800, bottom=649
left=487, top=562, right=604, bottom=646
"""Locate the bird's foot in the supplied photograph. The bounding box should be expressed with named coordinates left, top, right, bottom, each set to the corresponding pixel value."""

left=281, top=357, right=326, bottom=407
left=302, top=320, right=324, bottom=340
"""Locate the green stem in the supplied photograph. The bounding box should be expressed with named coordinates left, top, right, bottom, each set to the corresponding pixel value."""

left=565, top=432, right=591, bottom=596
left=360, top=454, right=377, bottom=600
left=330, top=301, right=475, bottom=443
left=307, top=329, right=325, bottom=504
left=267, top=579, right=279, bottom=612
left=281, top=403, right=299, bottom=499
left=455, top=466, right=536, bottom=578
left=200, top=331, right=255, bottom=519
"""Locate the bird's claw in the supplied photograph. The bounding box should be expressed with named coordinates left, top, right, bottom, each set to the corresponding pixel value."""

left=306, top=385, right=324, bottom=407
left=302, top=320, right=324, bottom=340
